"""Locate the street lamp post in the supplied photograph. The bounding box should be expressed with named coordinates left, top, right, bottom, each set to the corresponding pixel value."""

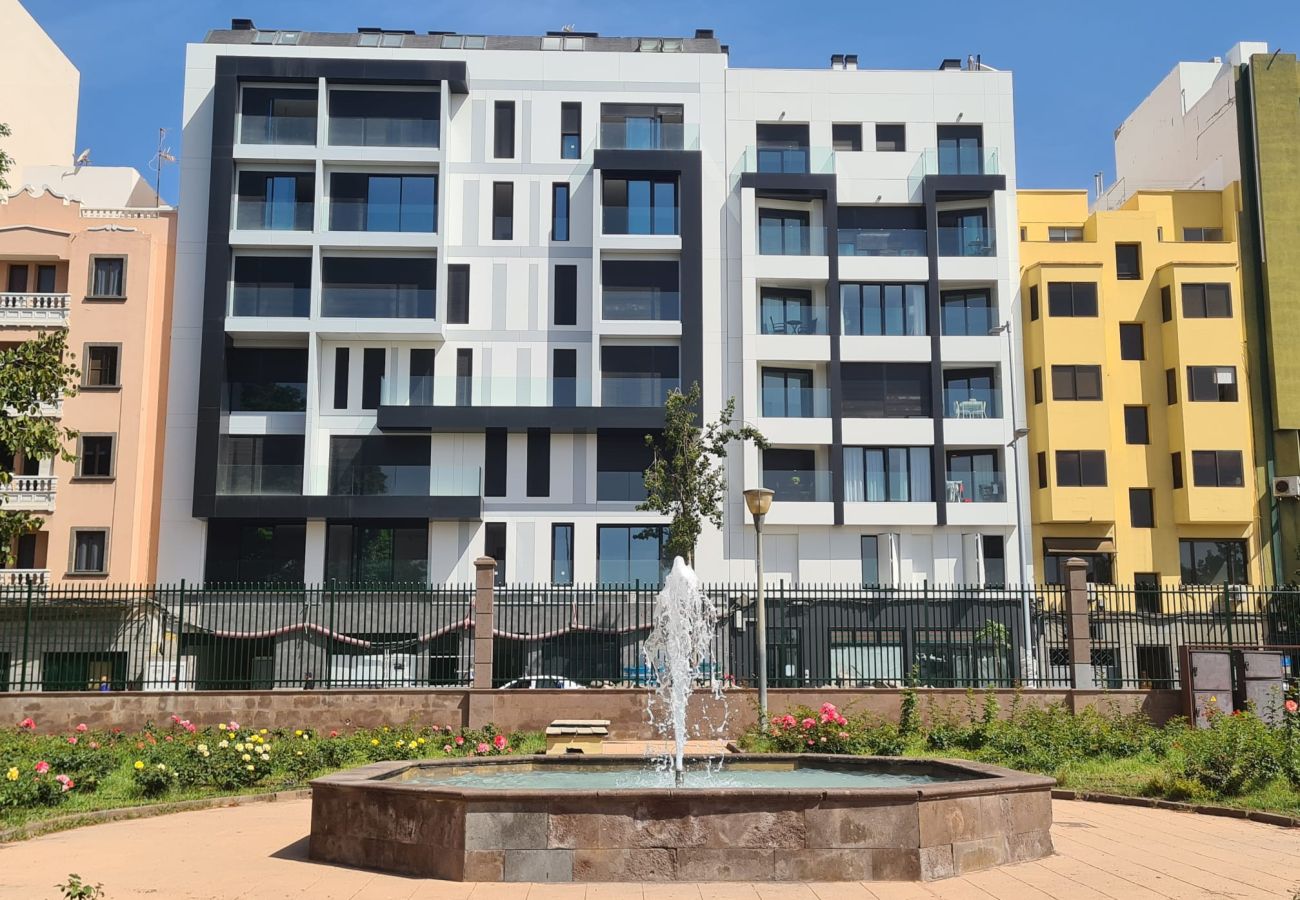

left=743, top=487, right=774, bottom=721
left=990, top=321, right=1034, bottom=679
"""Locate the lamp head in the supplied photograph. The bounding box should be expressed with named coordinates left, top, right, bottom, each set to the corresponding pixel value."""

left=743, top=487, right=774, bottom=518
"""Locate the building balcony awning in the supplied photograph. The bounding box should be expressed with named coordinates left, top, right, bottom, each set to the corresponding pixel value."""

left=1042, top=537, right=1116, bottom=555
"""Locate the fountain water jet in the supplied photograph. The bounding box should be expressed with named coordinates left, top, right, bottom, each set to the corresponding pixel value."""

left=642, top=556, right=723, bottom=772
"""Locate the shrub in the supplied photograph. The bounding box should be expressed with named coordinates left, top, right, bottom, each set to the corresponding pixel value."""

left=1172, top=706, right=1282, bottom=796
left=132, top=761, right=177, bottom=798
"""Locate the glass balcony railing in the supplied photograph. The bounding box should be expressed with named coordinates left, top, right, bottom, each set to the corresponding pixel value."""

left=240, top=115, right=317, bottom=146
left=937, top=226, right=996, bottom=257
left=328, top=117, right=438, bottom=148
left=942, top=388, right=1002, bottom=419
left=235, top=199, right=313, bottom=231
left=837, top=228, right=927, bottom=257
left=230, top=285, right=310, bottom=317
left=216, top=464, right=304, bottom=495
left=598, top=121, right=699, bottom=151
left=320, top=286, right=435, bottom=319
left=225, top=381, right=307, bottom=413
left=762, top=469, right=833, bottom=502
left=757, top=225, right=828, bottom=256
left=906, top=148, right=1000, bottom=193
left=381, top=376, right=594, bottom=408
left=944, top=470, right=1006, bottom=503
left=601, top=376, right=681, bottom=408
left=760, top=387, right=831, bottom=418
left=739, top=146, right=836, bottom=175
left=602, top=290, right=680, bottom=322
left=596, top=471, right=649, bottom=502
left=325, top=465, right=481, bottom=497
left=602, top=206, right=680, bottom=236
left=759, top=308, right=830, bottom=335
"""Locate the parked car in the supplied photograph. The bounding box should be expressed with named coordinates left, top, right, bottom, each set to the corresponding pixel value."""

left=498, top=676, right=586, bottom=690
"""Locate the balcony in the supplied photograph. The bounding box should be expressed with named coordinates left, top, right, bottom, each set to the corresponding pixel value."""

left=327, top=464, right=481, bottom=498
left=216, top=464, right=304, bottom=496
left=762, top=469, right=832, bottom=502
left=0, top=293, right=71, bottom=327
left=601, top=376, right=681, bottom=408
left=937, top=226, right=996, bottom=257
left=837, top=227, right=927, bottom=257
left=0, top=476, right=57, bottom=511
left=739, top=146, right=835, bottom=176
left=384, top=375, right=594, bottom=408
left=758, top=224, right=828, bottom=257
left=941, top=388, right=1002, bottom=419
left=327, top=89, right=440, bottom=148
left=759, top=307, right=829, bottom=335
left=0, top=569, right=49, bottom=587
left=907, top=147, right=1001, bottom=193
left=2, top=400, right=62, bottom=418
left=944, top=470, right=1005, bottom=504
left=598, top=120, right=698, bottom=151
left=597, top=471, right=649, bottom=503
left=240, top=86, right=318, bottom=146
left=760, top=386, right=831, bottom=418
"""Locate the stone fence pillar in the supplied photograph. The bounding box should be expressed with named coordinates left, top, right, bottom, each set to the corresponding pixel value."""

left=1064, top=557, right=1095, bottom=690
left=467, top=557, right=497, bottom=729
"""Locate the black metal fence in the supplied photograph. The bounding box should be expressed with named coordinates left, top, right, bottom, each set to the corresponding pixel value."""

left=3, top=580, right=1300, bottom=693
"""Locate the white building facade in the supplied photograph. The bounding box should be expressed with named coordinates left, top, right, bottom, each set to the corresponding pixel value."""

left=158, top=24, right=1026, bottom=587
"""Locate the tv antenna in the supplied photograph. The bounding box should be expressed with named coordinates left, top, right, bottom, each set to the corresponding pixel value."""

left=149, top=127, right=177, bottom=207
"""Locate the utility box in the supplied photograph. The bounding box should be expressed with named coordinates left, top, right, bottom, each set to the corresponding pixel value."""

left=1237, top=650, right=1287, bottom=723
left=1180, top=647, right=1289, bottom=726
left=1181, top=648, right=1232, bottom=727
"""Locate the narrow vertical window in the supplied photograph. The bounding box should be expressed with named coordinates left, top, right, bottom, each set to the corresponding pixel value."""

left=552, top=523, right=575, bottom=584
left=361, top=348, right=385, bottom=409
left=408, top=349, right=435, bottom=406
left=447, top=264, right=470, bottom=325
left=492, top=182, right=513, bottom=240
left=553, top=348, right=577, bottom=407
left=455, top=348, right=473, bottom=406
left=484, top=428, right=507, bottom=497
left=552, top=183, right=570, bottom=241
left=554, top=265, right=577, bottom=326
left=333, top=347, right=350, bottom=409
left=484, top=522, right=507, bottom=586
left=493, top=101, right=515, bottom=159
left=526, top=428, right=551, bottom=497
left=560, top=102, right=581, bottom=159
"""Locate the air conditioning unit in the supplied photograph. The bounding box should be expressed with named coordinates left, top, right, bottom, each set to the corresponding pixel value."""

left=1274, top=475, right=1300, bottom=499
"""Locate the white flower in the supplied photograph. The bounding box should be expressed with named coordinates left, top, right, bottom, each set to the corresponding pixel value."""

left=197, top=744, right=208, bottom=753
left=218, top=740, right=229, bottom=749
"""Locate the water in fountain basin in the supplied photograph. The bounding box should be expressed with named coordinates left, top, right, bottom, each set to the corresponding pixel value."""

left=642, top=557, right=724, bottom=772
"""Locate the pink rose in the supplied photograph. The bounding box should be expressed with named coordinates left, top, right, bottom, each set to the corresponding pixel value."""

left=1287, top=699, right=1298, bottom=714
left=228, top=721, right=240, bottom=731
left=34, top=761, right=50, bottom=774
left=329, top=731, right=339, bottom=738
left=18, top=717, right=35, bottom=730
left=55, top=774, right=74, bottom=792
left=443, top=744, right=453, bottom=752
left=782, top=715, right=796, bottom=727
left=801, top=718, right=815, bottom=730
left=67, top=737, right=77, bottom=745
left=493, top=734, right=507, bottom=750
left=806, top=739, right=814, bottom=746
left=476, top=742, right=490, bottom=754
left=454, top=736, right=464, bottom=745
left=838, top=732, right=849, bottom=739
left=75, top=723, right=88, bottom=733
left=89, top=742, right=100, bottom=750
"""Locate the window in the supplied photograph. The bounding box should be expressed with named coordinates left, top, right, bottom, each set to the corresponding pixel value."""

left=1115, top=243, right=1141, bottom=279
left=1130, top=489, right=1154, bottom=528
left=1048, top=227, right=1084, bottom=242
left=1171, top=452, right=1184, bottom=489
left=456, top=349, right=473, bottom=406
left=1134, top=572, right=1161, bottom=614
left=758, top=208, right=814, bottom=255
left=939, top=289, right=993, bottom=336
left=1029, top=285, right=1039, bottom=320
left=936, top=208, right=991, bottom=256
left=942, top=368, right=999, bottom=418
left=328, top=436, right=429, bottom=496
left=602, top=260, right=679, bottom=321
left=553, top=349, right=577, bottom=407
left=1036, top=451, right=1047, bottom=489
left=328, top=89, right=438, bottom=147
left=843, top=446, right=932, bottom=502
left=205, top=521, right=306, bottom=584
left=226, top=348, right=307, bottom=412
left=551, top=524, right=574, bottom=584
left=89, top=258, right=125, bottom=299
left=602, top=175, right=678, bottom=235
left=553, top=265, right=577, bottom=326
left=1119, top=323, right=1144, bottom=360
left=1051, top=365, right=1102, bottom=401
left=240, top=86, right=317, bottom=145
left=409, top=349, right=434, bottom=406
left=597, top=525, right=667, bottom=585
left=756, top=122, right=811, bottom=173
left=982, top=536, right=1006, bottom=586
left=832, top=123, right=862, bottom=151
left=6, top=264, right=28, bottom=292
left=1032, top=368, right=1043, bottom=404
left=235, top=171, right=313, bottom=230
left=325, top=521, right=428, bottom=583
left=1180, top=539, right=1248, bottom=585
left=1191, top=450, right=1245, bottom=487
left=321, top=257, right=435, bottom=318
left=860, top=536, right=880, bottom=584
left=762, top=288, right=821, bottom=335
left=1055, top=450, right=1107, bottom=487
left=1181, top=283, right=1232, bottom=318
left=761, top=368, right=817, bottom=418
left=841, top=363, right=932, bottom=418
left=231, top=256, right=311, bottom=317
left=763, top=448, right=824, bottom=502
left=492, top=182, right=514, bottom=240
left=552, top=183, right=570, bottom=241
left=333, top=348, right=349, bottom=409
left=1188, top=366, right=1238, bottom=402
left=1043, top=552, right=1114, bottom=586
left=560, top=102, right=581, bottom=158
left=1161, top=285, right=1172, bottom=322
left=493, top=101, right=515, bottom=158
left=1183, top=227, right=1224, bottom=242
left=945, top=450, right=1004, bottom=502
left=78, top=435, right=114, bottom=478
left=837, top=205, right=925, bottom=256
left=83, top=345, right=120, bottom=388
left=36, top=265, right=55, bottom=292
left=600, top=103, right=685, bottom=150
left=329, top=173, right=435, bottom=232
left=1047, top=282, right=1098, bottom=317
left=526, top=428, right=550, bottom=497
left=447, top=264, right=470, bottom=325
left=874, top=124, right=905, bottom=152
left=596, top=429, right=655, bottom=501
left=1166, top=368, right=1177, bottom=404
left=361, top=348, right=385, bottom=410
left=484, top=429, right=507, bottom=497
left=601, top=346, right=679, bottom=407
left=71, top=530, right=108, bottom=575
left=842, top=283, right=926, bottom=336
left=1124, top=406, right=1149, bottom=445
left=936, top=124, right=983, bottom=174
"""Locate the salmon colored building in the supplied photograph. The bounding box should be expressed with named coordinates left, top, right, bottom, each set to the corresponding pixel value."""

left=0, top=0, right=176, bottom=585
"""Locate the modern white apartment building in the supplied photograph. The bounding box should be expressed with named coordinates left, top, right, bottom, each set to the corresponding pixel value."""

left=157, top=23, right=1025, bottom=586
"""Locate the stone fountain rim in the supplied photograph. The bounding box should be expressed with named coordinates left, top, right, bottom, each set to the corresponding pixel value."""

left=310, top=753, right=1055, bottom=802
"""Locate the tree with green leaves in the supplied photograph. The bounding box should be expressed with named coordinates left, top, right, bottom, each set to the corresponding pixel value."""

left=0, top=330, right=81, bottom=567
left=638, top=381, right=767, bottom=566
left=0, top=122, right=11, bottom=192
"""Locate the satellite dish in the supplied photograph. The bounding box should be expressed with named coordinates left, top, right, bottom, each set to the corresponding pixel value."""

left=74, top=149, right=91, bottom=167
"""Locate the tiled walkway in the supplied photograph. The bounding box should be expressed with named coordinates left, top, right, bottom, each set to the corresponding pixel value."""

left=1, top=798, right=1297, bottom=899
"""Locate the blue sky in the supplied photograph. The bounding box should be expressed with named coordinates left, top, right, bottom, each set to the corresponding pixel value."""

left=18, top=0, right=1297, bottom=204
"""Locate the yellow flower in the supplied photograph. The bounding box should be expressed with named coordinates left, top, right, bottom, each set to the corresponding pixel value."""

left=197, top=743, right=208, bottom=753
left=218, top=723, right=226, bottom=730
left=382, top=726, right=390, bottom=733
left=416, top=738, right=426, bottom=745
left=301, top=734, right=310, bottom=741
left=235, top=743, right=245, bottom=752
left=395, top=740, right=405, bottom=748
left=259, top=729, right=268, bottom=735
left=245, top=764, right=255, bottom=771
left=134, top=760, right=145, bottom=770
left=218, top=740, right=229, bottom=749
left=294, top=730, right=303, bottom=737
left=370, top=739, right=379, bottom=746
left=296, top=751, right=304, bottom=757
left=242, top=754, right=252, bottom=762
left=5, top=767, right=18, bottom=782
left=157, top=763, right=167, bottom=771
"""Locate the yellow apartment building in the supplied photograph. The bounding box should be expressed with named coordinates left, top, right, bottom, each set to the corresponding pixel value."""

left=1019, top=188, right=1262, bottom=588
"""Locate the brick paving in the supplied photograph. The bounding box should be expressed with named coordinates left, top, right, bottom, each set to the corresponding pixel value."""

left=0, top=798, right=1296, bottom=899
